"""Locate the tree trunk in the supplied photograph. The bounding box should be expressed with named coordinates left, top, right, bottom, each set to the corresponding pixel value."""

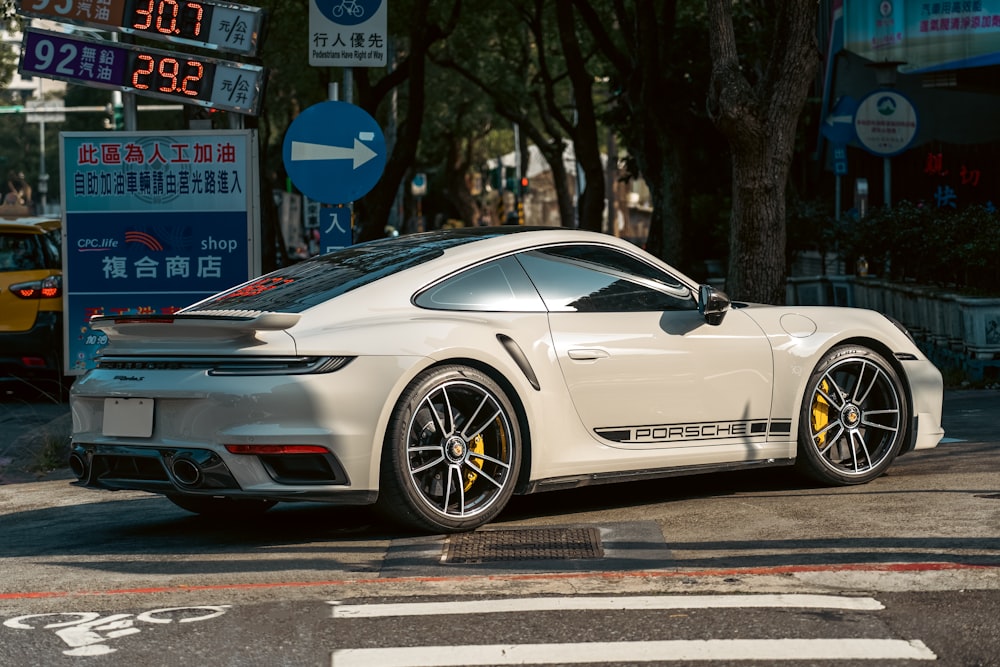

left=706, top=0, right=819, bottom=304
left=555, top=1, right=604, bottom=232
left=444, top=136, right=479, bottom=225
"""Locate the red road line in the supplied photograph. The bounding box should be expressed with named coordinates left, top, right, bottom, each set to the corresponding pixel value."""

left=2, top=561, right=997, bottom=601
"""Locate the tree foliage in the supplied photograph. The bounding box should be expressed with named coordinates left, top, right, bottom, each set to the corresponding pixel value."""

left=0, top=0, right=823, bottom=298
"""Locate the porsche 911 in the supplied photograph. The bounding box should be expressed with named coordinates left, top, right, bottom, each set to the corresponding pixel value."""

left=69, top=227, right=944, bottom=532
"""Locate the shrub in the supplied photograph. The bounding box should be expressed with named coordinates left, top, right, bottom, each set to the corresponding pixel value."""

left=844, top=201, right=1000, bottom=295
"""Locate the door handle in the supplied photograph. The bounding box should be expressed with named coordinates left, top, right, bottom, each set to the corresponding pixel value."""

left=567, top=348, right=610, bottom=360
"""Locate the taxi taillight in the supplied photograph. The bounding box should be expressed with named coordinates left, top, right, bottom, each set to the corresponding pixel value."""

left=9, top=275, right=61, bottom=299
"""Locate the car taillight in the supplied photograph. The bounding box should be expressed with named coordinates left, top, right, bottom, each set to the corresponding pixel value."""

left=225, top=444, right=329, bottom=455
left=9, top=275, right=61, bottom=299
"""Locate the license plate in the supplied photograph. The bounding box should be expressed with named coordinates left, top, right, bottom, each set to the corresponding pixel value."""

left=102, top=398, right=154, bottom=438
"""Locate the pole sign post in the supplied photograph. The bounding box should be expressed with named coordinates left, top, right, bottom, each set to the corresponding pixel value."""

left=15, top=0, right=266, bottom=56
left=319, top=206, right=352, bottom=253
left=309, top=0, right=387, bottom=67
left=282, top=100, right=386, bottom=204
left=20, top=28, right=264, bottom=115
left=60, top=130, right=260, bottom=374
left=821, top=96, right=858, bottom=176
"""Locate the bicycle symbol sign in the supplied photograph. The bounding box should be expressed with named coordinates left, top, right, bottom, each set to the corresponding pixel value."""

left=309, top=0, right=387, bottom=67
left=315, top=0, right=382, bottom=26
left=4, top=606, right=230, bottom=657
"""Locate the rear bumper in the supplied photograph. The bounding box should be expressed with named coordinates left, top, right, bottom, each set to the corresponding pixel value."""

left=68, top=442, right=377, bottom=506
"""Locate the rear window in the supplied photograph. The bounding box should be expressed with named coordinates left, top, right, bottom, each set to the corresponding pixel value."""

left=0, top=232, right=45, bottom=272
left=183, top=232, right=486, bottom=313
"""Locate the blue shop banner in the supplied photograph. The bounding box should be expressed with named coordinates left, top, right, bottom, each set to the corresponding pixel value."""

left=844, top=0, right=1000, bottom=73
left=60, top=130, right=260, bottom=374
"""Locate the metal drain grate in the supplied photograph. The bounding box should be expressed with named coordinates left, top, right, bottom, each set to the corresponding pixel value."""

left=443, top=527, right=604, bottom=564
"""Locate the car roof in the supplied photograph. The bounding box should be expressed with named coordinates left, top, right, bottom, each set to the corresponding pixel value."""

left=0, top=217, right=60, bottom=233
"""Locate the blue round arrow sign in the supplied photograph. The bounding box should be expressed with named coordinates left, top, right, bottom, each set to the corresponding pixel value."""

left=282, top=101, right=387, bottom=204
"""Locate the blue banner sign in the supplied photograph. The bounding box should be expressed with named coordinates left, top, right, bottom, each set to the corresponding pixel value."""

left=61, top=130, right=260, bottom=374
left=844, top=0, right=1000, bottom=72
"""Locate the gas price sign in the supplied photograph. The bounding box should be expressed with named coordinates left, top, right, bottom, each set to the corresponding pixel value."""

left=20, top=28, right=264, bottom=115
left=15, top=0, right=265, bottom=56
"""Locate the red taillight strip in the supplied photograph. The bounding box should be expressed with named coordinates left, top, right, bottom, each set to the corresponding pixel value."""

left=225, top=444, right=329, bottom=455
left=115, top=318, right=175, bottom=323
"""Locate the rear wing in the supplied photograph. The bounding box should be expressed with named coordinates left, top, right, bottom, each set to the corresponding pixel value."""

left=89, top=310, right=301, bottom=341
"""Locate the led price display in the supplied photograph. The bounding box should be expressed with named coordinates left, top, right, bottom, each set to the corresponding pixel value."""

left=15, top=0, right=264, bottom=56
left=130, top=53, right=209, bottom=99
left=19, top=28, right=264, bottom=115
left=130, top=0, right=211, bottom=41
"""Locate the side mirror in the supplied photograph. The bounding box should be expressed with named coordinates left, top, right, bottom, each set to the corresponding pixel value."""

left=698, top=284, right=730, bottom=326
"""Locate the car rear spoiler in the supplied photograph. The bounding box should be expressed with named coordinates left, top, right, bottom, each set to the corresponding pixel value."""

left=89, top=311, right=301, bottom=340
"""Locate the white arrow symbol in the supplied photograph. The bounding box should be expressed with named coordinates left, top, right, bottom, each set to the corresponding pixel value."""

left=826, top=113, right=853, bottom=125
left=291, top=138, right=378, bottom=169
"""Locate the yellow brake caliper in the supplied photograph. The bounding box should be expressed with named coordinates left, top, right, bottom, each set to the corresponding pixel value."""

left=464, top=433, right=485, bottom=491
left=811, top=380, right=830, bottom=447
left=463, top=418, right=509, bottom=491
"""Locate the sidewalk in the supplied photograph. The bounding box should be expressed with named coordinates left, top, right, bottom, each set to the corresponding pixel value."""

left=0, top=398, right=72, bottom=484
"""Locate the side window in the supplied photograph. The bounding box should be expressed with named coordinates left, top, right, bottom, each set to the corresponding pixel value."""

left=42, top=229, right=62, bottom=268
left=415, top=255, right=546, bottom=311
left=516, top=245, right=697, bottom=313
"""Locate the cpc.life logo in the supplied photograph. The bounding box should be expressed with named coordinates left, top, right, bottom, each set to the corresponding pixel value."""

left=316, top=0, right=382, bottom=26
left=78, top=230, right=165, bottom=253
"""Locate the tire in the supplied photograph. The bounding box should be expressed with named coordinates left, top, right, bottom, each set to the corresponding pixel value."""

left=377, top=365, right=521, bottom=533
left=796, top=345, right=909, bottom=485
left=166, top=494, right=276, bottom=517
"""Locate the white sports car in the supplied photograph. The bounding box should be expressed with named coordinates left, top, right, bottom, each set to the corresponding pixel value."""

left=69, top=227, right=944, bottom=533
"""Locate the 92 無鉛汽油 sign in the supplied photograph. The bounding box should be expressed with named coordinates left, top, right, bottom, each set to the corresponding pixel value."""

left=19, top=28, right=264, bottom=115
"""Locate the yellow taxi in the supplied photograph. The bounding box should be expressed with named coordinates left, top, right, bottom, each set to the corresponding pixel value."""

left=0, top=217, right=64, bottom=388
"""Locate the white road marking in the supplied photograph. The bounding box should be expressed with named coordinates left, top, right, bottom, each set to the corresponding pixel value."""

left=331, top=638, right=936, bottom=666
left=328, top=593, right=883, bottom=618
left=4, top=606, right=230, bottom=657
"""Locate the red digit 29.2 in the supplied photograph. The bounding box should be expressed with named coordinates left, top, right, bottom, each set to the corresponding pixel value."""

left=132, top=54, right=204, bottom=97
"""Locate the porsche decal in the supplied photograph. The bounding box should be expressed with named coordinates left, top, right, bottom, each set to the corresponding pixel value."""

left=596, top=419, right=792, bottom=444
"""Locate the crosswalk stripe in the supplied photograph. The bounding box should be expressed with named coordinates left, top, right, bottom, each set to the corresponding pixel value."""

left=329, top=594, right=883, bottom=618
left=331, top=638, right=937, bottom=666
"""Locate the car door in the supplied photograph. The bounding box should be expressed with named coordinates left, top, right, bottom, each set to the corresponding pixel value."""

left=516, top=244, right=775, bottom=451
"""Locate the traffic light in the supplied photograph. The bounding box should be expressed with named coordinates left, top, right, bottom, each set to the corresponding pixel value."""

left=504, top=166, right=515, bottom=192
left=520, top=176, right=529, bottom=195
left=489, top=166, right=502, bottom=191
left=103, top=103, right=123, bottom=130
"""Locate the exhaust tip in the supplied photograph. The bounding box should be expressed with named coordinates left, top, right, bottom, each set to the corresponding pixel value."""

left=171, top=457, right=203, bottom=487
left=68, top=452, right=87, bottom=480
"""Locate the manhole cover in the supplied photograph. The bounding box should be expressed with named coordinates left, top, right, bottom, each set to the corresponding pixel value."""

left=443, top=527, right=604, bottom=564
